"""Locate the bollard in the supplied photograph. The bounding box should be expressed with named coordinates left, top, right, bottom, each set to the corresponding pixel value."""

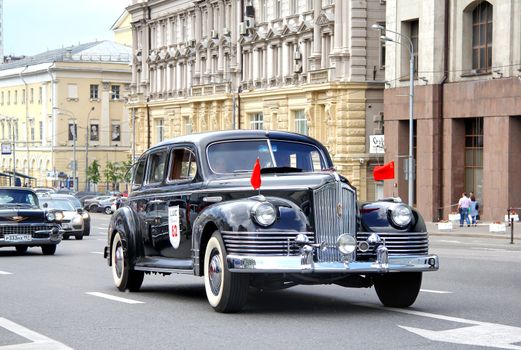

left=511, top=218, right=514, bottom=244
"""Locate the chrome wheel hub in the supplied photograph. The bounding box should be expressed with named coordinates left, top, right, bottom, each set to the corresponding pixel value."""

left=208, top=252, right=222, bottom=296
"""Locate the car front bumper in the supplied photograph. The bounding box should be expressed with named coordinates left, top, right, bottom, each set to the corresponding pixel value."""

left=0, top=226, right=63, bottom=246
left=226, top=254, right=439, bottom=273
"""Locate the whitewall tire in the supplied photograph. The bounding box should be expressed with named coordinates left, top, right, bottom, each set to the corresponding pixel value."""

left=111, top=231, right=144, bottom=292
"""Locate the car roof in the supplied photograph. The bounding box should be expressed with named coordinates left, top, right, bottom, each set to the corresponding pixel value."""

left=150, top=130, right=326, bottom=154
left=0, top=187, right=37, bottom=194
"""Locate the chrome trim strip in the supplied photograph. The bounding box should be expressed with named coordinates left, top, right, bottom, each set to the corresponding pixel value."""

left=226, top=254, right=439, bottom=273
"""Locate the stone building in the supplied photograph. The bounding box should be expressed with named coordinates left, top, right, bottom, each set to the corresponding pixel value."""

left=0, top=41, right=132, bottom=190
left=126, top=0, right=386, bottom=201
left=383, top=0, right=521, bottom=221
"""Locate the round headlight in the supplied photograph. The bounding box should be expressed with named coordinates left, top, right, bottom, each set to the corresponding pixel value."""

left=252, top=202, right=277, bottom=227
left=46, top=212, right=55, bottom=221
left=390, top=204, right=413, bottom=227
left=72, top=214, right=83, bottom=225
left=54, top=211, right=64, bottom=222
left=337, top=234, right=356, bottom=255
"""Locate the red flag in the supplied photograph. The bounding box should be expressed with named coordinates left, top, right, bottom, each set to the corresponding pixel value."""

left=373, top=161, right=395, bottom=181
left=250, top=158, right=261, bottom=189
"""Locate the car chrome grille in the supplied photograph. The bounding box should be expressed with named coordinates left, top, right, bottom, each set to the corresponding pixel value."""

left=356, top=232, right=429, bottom=256
left=313, top=181, right=357, bottom=262
left=222, top=231, right=315, bottom=256
left=0, top=224, right=55, bottom=238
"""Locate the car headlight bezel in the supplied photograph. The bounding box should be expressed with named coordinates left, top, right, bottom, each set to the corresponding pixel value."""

left=46, top=212, right=55, bottom=222
left=389, top=204, right=413, bottom=228
left=251, top=202, right=277, bottom=227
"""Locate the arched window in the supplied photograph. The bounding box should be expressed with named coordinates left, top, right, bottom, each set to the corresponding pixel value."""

left=472, top=2, right=493, bottom=72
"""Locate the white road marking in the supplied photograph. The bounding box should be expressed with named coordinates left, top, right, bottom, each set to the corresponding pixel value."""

left=90, top=252, right=104, bottom=255
left=420, top=289, right=453, bottom=294
left=0, top=317, right=72, bottom=349
left=357, top=303, right=521, bottom=349
left=471, top=247, right=508, bottom=252
left=86, top=292, right=144, bottom=304
left=0, top=271, right=13, bottom=275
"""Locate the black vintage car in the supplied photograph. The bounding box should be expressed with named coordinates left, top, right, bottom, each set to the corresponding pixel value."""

left=104, top=130, right=439, bottom=312
left=0, top=187, right=63, bottom=255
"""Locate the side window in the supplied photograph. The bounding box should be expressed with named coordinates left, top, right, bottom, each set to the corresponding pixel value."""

left=168, top=148, right=198, bottom=182
left=147, top=151, right=167, bottom=184
left=132, top=160, right=146, bottom=189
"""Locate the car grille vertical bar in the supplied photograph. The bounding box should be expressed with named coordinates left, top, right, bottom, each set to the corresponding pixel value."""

left=313, top=181, right=356, bottom=262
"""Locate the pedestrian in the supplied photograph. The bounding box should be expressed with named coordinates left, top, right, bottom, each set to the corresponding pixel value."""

left=115, top=195, right=123, bottom=209
left=457, top=192, right=471, bottom=227
left=469, top=194, right=479, bottom=226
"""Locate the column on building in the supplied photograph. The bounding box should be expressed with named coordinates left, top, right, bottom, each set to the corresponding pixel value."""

left=311, top=0, right=322, bottom=69
left=194, top=5, right=202, bottom=80
left=333, top=0, right=343, bottom=52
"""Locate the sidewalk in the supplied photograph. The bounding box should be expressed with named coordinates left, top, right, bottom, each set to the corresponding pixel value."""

left=426, top=221, right=519, bottom=240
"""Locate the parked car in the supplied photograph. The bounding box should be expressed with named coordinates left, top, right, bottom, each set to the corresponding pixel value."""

left=40, top=196, right=84, bottom=240
left=47, top=194, right=90, bottom=236
left=76, top=193, right=102, bottom=207
left=104, top=130, right=439, bottom=312
left=109, top=197, right=128, bottom=214
left=34, top=187, right=56, bottom=196
left=84, top=196, right=114, bottom=213
left=0, top=187, right=63, bottom=255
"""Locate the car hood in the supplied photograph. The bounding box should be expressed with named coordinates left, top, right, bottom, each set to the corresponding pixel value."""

left=0, top=206, right=46, bottom=223
left=206, top=172, right=340, bottom=190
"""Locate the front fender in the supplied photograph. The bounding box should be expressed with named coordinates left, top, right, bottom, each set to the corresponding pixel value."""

left=359, top=201, right=426, bottom=233
left=107, top=206, right=143, bottom=267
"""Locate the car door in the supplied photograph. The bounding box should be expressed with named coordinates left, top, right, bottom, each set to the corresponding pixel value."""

left=152, top=145, right=201, bottom=259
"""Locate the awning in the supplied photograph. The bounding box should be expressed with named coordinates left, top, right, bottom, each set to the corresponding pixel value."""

left=3, top=171, right=36, bottom=179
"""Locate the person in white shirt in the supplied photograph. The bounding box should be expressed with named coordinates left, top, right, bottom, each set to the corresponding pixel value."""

left=458, top=192, right=471, bottom=227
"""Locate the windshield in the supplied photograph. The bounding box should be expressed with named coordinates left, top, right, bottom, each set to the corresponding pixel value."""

left=207, top=140, right=327, bottom=174
left=40, top=199, right=75, bottom=211
left=0, top=189, right=39, bottom=207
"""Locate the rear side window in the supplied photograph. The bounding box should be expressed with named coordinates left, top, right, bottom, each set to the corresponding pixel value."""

left=147, top=151, right=168, bottom=184
left=168, top=148, right=197, bottom=182
left=132, top=160, right=146, bottom=188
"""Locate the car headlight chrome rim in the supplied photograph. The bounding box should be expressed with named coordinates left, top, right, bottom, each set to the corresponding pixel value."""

left=337, top=234, right=356, bottom=255
left=46, top=212, right=55, bottom=221
left=390, top=204, right=413, bottom=227
left=252, top=202, right=277, bottom=227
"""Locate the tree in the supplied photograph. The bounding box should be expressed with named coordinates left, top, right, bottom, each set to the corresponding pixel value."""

left=103, top=161, right=119, bottom=191
left=87, top=160, right=101, bottom=191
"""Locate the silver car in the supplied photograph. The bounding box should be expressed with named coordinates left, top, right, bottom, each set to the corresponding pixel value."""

left=40, top=197, right=84, bottom=240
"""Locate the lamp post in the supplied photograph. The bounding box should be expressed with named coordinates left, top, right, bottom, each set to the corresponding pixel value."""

left=372, top=23, right=415, bottom=207
left=85, top=106, right=95, bottom=191
left=53, top=107, right=77, bottom=191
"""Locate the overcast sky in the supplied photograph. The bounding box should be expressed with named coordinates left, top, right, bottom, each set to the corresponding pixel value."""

left=3, top=0, right=131, bottom=56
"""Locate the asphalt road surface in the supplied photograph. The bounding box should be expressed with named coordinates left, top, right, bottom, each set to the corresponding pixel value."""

left=1, top=213, right=520, bottom=350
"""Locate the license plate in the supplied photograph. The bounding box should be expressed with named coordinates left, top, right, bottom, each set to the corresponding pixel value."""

left=4, top=234, right=32, bottom=242
left=62, top=223, right=71, bottom=229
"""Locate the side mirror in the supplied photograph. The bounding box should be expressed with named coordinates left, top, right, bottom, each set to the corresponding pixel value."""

left=43, top=203, right=48, bottom=208
left=77, top=208, right=83, bottom=214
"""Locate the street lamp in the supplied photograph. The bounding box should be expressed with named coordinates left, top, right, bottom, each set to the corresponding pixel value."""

left=85, top=106, right=95, bottom=191
left=372, top=23, right=415, bottom=207
left=53, top=107, right=77, bottom=191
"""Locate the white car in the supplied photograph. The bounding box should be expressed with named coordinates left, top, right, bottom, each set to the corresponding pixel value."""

left=40, top=197, right=84, bottom=240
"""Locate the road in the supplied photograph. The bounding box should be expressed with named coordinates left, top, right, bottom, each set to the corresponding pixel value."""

left=1, top=213, right=521, bottom=349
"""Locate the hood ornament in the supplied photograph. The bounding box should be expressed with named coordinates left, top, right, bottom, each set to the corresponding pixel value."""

left=10, top=216, right=27, bottom=222
left=336, top=202, right=343, bottom=217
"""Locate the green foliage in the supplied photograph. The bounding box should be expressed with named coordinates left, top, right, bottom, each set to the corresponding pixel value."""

left=87, top=160, right=101, bottom=185
left=103, top=158, right=133, bottom=190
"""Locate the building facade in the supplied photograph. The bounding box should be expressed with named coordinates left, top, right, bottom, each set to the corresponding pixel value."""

left=383, top=0, right=521, bottom=221
left=127, top=0, right=386, bottom=201
left=0, top=41, right=132, bottom=191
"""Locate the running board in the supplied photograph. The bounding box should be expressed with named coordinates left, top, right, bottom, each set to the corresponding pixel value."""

left=134, top=257, right=194, bottom=274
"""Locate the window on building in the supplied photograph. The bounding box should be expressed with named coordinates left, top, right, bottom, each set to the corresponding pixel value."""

left=378, top=22, right=386, bottom=69
left=465, top=117, right=484, bottom=200
left=38, top=87, right=42, bottom=103
left=22, top=89, right=25, bottom=104
left=409, top=20, right=418, bottom=77
left=14, top=90, right=17, bottom=104
left=155, top=118, right=164, bottom=143
left=294, top=110, right=308, bottom=135
left=90, top=123, right=99, bottom=141
left=30, top=122, right=35, bottom=142
left=14, top=120, right=18, bottom=141
left=250, top=112, right=263, bottom=130
left=68, top=122, right=77, bottom=141
left=30, top=88, right=34, bottom=103
left=275, top=0, right=281, bottom=18
left=111, top=85, right=120, bottom=100
left=260, top=0, right=268, bottom=21
left=7, top=91, right=11, bottom=105
left=183, top=116, right=192, bottom=135
left=67, top=84, right=78, bottom=100
left=1, top=91, right=3, bottom=105
left=39, top=121, right=43, bottom=143
left=472, top=2, right=493, bottom=72
left=111, top=124, right=121, bottom=142
left=90, top=84, right=99, bottom=99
